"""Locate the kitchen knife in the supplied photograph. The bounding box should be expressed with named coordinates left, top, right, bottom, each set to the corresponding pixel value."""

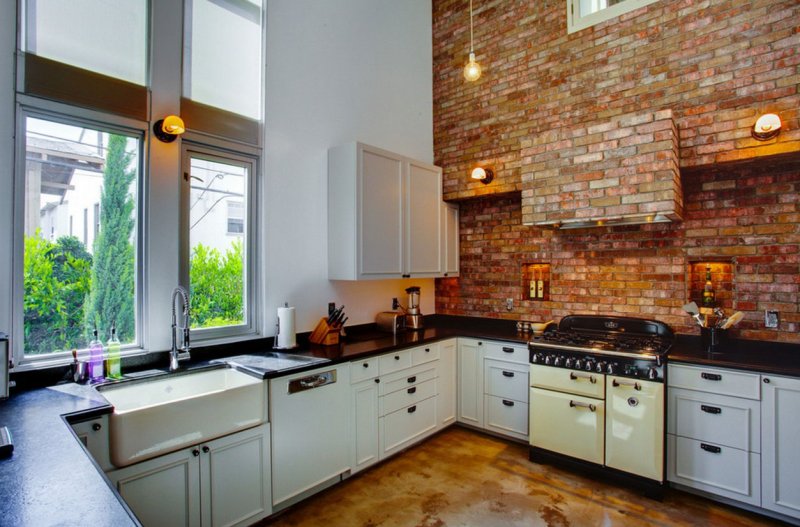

left=327, top=305, right=344, bottom=324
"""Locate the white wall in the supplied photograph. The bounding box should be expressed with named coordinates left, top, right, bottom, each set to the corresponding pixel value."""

left=262, top=0, right=436, bottom=333
left=0, top=2, right=15, bottom=338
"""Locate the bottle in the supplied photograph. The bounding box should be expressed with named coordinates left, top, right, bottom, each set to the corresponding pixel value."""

left=88, top=328, right=104, bottom=383
left=106, top=323, right=122, bottom=380
left=529, top=276, right=536, bottom=300
left=702, top=265, right=715, bottom=307
left=536, top=267, right=544, bottom=299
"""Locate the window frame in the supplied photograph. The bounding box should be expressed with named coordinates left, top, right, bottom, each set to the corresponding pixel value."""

left=567, top=0, right=660, bottom=34
left=180, top=140, right=260, bottom=343
left=12, top=96, right=147, bottom=367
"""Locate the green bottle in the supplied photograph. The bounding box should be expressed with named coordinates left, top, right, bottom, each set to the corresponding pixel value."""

left=106, top=323, right=122, bottom=380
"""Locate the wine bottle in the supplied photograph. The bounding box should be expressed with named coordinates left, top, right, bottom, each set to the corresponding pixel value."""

left=702, top=265, right=715, bottom=307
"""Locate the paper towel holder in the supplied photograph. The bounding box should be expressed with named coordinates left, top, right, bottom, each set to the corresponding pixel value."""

left=273, top=302, right=298, bottom=349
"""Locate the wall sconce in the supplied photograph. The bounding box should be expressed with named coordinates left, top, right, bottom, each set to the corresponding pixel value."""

left=752, top=113, right=781, bottom=141
left=471, top=167, right=493, bottom=184
left=153, top=115, right=186, bottom=143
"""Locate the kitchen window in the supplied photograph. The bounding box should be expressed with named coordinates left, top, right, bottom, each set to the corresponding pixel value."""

left=567, top=0, right=659, bottom=33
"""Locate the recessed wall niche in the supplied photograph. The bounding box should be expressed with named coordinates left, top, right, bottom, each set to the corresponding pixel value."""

left=688, top=259, right=734, bottom=314
left=522, top=263, right=550, bottom=302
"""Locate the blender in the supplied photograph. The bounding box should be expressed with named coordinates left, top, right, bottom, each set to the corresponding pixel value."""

left=404, top=286, right=424, bottom=331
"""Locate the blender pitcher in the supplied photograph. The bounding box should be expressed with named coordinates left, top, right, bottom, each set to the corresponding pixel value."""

left=405, top=286, right=424, bottom=330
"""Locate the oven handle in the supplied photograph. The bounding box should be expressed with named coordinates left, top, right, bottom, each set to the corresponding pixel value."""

left=569, top=372, right=597, bottom=384
left=611, top=379, right=642, bottom=391
left=569, top=400, right=597, bottom=412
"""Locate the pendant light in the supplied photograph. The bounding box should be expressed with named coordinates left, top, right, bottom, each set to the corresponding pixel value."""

left=463, top=0, right=482, bottom=82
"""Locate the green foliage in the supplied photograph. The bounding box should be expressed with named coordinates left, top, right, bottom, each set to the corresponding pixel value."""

left=23, top=233, right=92, bottom=354
left=190, top=239, right=244, bottom=328
left=84, top=134, right=136, bottom=342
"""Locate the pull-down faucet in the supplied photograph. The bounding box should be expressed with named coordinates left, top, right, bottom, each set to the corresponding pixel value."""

left=170, top=286, right=191, bottom=371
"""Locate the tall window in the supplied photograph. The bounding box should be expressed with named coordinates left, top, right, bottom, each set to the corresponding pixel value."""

left=22, top=115, right=139, bottom=355
left=184, top=150, right=253, bottom=333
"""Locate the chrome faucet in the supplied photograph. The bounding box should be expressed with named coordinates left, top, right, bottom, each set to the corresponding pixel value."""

left=170, top=286, right=191, bottom=371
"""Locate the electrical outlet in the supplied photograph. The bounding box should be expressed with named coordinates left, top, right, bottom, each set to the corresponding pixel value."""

left=506, top=298, right=514, bottom=311
left=765, top=310, right=779, bottom=328
left=392, top=297, right=399, bottom=310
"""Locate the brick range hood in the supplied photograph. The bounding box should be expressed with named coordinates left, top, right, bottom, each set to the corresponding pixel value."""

left=520, top=109, right=683, bottom=229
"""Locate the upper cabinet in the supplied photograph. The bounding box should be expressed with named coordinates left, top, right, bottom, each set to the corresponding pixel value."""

left=442, top=202, right=459, bottom=277
left=329, top=142, right=453, bottom=280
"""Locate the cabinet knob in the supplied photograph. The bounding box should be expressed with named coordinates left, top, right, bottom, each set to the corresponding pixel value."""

left=202, top=446, right=210, bottom=454
left=192, top=449, right=200, bottom=457
left=374, top=378, right=380, bottom=384
left=363, top=363, right=369, bottom=368
left=763, top=377, right=771, bottom=384
left=425, top=348, right=430, bottom=352
left=394, top=355, right=400, bottom=361
left=92, top=423, right=102, bottom=432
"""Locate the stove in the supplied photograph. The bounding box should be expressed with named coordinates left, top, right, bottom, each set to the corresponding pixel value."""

left=527, top=315, right=675, bottom=493
left=529, top=315, right=674, bottom=381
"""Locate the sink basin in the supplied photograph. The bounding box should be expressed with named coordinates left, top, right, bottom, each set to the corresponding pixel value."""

left=99, top=367, right=265, bottom=467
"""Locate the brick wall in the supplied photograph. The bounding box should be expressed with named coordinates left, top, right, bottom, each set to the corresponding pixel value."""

left=433, top=0, right=800, bottom=200
left=435, top=156, right=800, bottom=341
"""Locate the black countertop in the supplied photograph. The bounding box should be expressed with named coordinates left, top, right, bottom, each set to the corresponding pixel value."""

left=1, top=314, right=797, bottom=526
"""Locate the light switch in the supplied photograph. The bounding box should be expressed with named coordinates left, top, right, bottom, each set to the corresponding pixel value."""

left=765, top=310, right=779, bottom=328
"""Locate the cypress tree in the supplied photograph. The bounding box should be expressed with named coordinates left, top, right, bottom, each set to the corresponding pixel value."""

left=85, top=134, right=136, bottom=342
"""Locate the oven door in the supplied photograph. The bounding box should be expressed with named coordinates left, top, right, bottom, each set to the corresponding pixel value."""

left=530, top=387, right=605, bottom=464
left=605, top=376, right=664, bottom=481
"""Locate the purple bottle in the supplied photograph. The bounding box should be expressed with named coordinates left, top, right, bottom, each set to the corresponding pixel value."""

left=88, top=328, right=105, bottom=383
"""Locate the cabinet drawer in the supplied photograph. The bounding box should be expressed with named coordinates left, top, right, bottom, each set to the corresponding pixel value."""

left=668, top=388, right=760, bottom=452
left=530, top=364, right=605, bottom=399
left=411, top=344, right=439, bottom=366
left=380, top=349, right=412, bottom=375
left=530, top=387, right=604, bottom=465
left=380, top=364, right=437, bottom=396
left=351, top=357, right=380, bottom=383
left=483, top=342, right=528, bottom=365
left=484, top=360, right=529, bottom=402
left=485, top=395, right=528, bottom=439
left=381, top=379, right=437, bottom=416
left=668, top=364, right=760, bottom=400
left=667, top=434, right=760, bottom=506
left=382, top=396, right=438, bottom=456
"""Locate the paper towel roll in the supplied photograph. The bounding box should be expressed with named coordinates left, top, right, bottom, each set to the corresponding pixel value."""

left=276, top=306, right=297, bottom=349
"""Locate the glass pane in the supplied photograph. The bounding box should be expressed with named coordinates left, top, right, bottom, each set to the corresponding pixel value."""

left=24, top=117, right=139, bottom=355
left=188, top=156, right=248, bottom=329
left=184, top=0, right=263, bottom=119
left=24, top=0, right=148, bottom=85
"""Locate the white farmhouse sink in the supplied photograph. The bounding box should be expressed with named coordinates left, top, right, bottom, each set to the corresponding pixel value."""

left=100, top=367, right=265, bottom=467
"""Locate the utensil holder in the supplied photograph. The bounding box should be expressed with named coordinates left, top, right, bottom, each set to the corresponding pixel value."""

left=700, top=327, right=726, bottom=354
left=308, top=318, right=341, bottom=346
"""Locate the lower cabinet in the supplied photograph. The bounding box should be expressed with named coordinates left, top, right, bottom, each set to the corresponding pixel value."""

left=351, top=377, right=381, bottom=473
left=70, top=415, right=114, bottom=472
left=762, top=374, right=800, bottom=519
left=438, top=338, right=457, bottom=427
left=457, top=339, right=484, bottom=427
left=107, top=424, right=271, bottom=527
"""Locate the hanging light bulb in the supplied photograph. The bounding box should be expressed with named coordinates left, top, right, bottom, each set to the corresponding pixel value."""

left=463, top=0, right=482, bottom=82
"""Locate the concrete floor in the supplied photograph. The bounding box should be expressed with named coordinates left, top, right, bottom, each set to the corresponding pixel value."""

left=263, top=426, right=787, bottom=527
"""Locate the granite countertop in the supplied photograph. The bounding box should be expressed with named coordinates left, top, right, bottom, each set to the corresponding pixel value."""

left=1, top=314, right=797, bottom=526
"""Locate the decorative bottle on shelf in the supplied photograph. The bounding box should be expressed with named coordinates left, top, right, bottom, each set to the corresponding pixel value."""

left=702, top=265, right=716, bottom=307
left=529, top=268, right=536, bottom=300
left=88, top=328, right=105, bottom=383
left=106, top=323, right=122, bottom=380
left=536, top=267, right=544, bottom=299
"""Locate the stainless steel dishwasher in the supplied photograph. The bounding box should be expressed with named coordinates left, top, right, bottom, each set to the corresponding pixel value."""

left=270, top=364, right=350, bottom=509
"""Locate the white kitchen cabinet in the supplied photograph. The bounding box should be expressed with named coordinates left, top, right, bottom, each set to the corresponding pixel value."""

left=70, top=415, right=114, bottom=471
left=437, top=338, right=457, bottom=428
left=351, top=376, right=381, bottom=475
left=270, top=366, right=350, bottom=509
left=442, top=202, right=459, bottom=277
left=762, top=374, right=800, bottom=519
left=457, top=339, right=484, bottom=428
left=107, top=424, right=270, bottom=527
left=328, top=142, right=444, bottom=280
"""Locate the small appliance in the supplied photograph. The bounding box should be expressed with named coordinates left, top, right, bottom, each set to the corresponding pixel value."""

left=376, top=312, right=406, bottom=334
left=404, top=286, right=424, bottom=331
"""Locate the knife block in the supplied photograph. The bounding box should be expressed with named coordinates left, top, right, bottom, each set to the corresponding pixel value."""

left=308, top=318, right=340, bottom=346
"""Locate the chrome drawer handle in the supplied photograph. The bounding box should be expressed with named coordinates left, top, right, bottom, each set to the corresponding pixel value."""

left=569, top=400, right=596, bottom=412
left=701, top=405, right=721, bottom=415
left=299, top=376, right=327, bottom=388
left=700, top=443, right=721, bottom=454
left=612, top=379, right=641, bottom=391
left=502, top=371, right=515, bottom=378
left=701, top=372, right=722, bottom=381
left=570, top=372, right=597, bottom=384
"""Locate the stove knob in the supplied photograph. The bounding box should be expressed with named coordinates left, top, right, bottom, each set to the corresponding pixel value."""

left=573, top=359, right=583, bottom=370
left=647, top=367, right=659, bottom=381
left=595, top=361, right=606, bottom=374
left=544, top=355, right=553, bottom=365
left=606, top=363, right=616, bottom=375
left=531, top=353, right=540, bottom=364
left=584, top=359, right=595, bottom=372
left=564, top=357, right=574, bottom=368
left=554, top=356, right=564, bottom=367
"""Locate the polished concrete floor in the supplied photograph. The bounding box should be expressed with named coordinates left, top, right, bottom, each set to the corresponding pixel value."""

left=263, top=426, right=787, bottom=527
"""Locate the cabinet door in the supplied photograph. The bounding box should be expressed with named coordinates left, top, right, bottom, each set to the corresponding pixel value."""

left=762, top=374, right=800, bottom=519
left=351, top=379, right=380, bottom=474
left=108, top=447, right=201, bottom=527
left=457, top=339, right=484, bottom=428
left=530, top=387, right=605, bottom=465
left=442, top=202, right=459, bottom=276
left=437, top=339, right=457, bottom=428
left=359, top=145, right=405, bottom=278
left=71, top=415, right=114, bottom=471
left=406, top=160, right=442, bottom=276
left=203, top=425, right=271, bottom=527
